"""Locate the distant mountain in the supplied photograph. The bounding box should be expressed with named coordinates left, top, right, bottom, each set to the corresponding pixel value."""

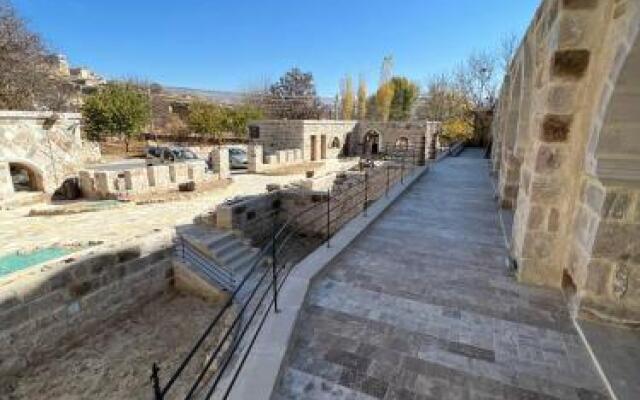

left=162, top=86, right=246, bottom=104
left=163, top=85, right=333, bottom=106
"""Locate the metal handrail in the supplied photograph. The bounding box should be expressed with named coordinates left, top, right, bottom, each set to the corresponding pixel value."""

left=151, top=152, right=422, bottom=399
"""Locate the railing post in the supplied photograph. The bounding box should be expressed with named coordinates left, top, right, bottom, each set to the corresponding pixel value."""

left=151, top=363, right=163, bottom=400
left=386, top=165, right=390, bottom=197
left=326, top=189, right=331, bottom=248
left=181, top=235, right=185, bottom=259
left=401, top=154, right=405, bottom=184
left=363, top=170, right=368, bottom=217
left=271, top=214, right=279, bottom=313
left=412, top=148, right=416, bottom=171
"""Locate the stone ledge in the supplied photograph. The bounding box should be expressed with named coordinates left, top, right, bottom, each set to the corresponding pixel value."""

left=225, top=162, right=432, bottom=400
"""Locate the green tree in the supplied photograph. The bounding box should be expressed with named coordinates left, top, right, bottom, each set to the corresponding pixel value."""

left=188, top=101, right=263, bottom=138
left=223, top=105, right=263, bottom=136
left=82, top=83, right=150, bottom=151
left=388, top=77, right=419, bottom=121
left=188, top=101, right=223, bottom=137
left=357, top=76, right=367, bottom=120
left=340, top=75, right=355, bottom=120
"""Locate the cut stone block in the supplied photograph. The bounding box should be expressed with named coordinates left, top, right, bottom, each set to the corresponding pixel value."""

left=124, top=168, right=149, bottom=192
left=169, top=163, right=189, bottom=184
left=147, top=165, right=171, bottom=189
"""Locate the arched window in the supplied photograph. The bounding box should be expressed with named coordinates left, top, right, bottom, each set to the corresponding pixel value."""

left=330, top=137, right=341, bottom=149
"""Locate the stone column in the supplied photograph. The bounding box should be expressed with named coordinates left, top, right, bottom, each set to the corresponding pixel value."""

left=124, top=168, right=149, bottom=193
left=188, top=163, right=205, bottom=182
left=212, top=146, right=230, bottom=179
left=94, top=171, right=116, bottom=199
left=169, top=163, right=189, bottom=184
left=511, top=2, right=598, bottom=289
left=247, top=143, right=264, bottom=173
left=147, top=165, right=170, bottom=189
left=78, top=170, right=96, bottom=199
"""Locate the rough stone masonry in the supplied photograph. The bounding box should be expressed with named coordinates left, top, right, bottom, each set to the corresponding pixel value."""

left=491, top=0, right=640, bottom=324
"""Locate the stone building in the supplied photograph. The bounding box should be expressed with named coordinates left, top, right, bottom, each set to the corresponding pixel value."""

left=491, top=0, right=640, bottom=323
left=248, top=120, right=440, bottom=165
left=0, top=111, right=101, bottom=197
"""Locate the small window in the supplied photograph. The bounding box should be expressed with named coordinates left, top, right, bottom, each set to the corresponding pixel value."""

left=330, top=137, right=341, bottom=148
left=249, top=126, right=260, bottom=139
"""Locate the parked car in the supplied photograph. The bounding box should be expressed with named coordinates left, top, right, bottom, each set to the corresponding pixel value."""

left=146, top=146, right=203, bottom=166
left=229, top=147, right=248, bottom=169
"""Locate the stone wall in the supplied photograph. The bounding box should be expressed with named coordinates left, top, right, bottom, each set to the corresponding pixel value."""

left=249, top=120, right=358, bottom=162
left=0, top=232, right=174, bottom=381
left=355, top=121, right=440, bottom=164
left=491, top=0, right=640, bottom=323
left=248, top=120, right=440, bottom=165
left=247, top=144, right=304, bottom=173
left=0, top=111, right=101, bottom=196
left=216, top=192, right=280, bottom=245
left=208, top=160, right=410, bottom=246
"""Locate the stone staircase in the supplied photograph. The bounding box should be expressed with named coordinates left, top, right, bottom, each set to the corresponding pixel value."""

left=175, top=225, right=263, bottom=291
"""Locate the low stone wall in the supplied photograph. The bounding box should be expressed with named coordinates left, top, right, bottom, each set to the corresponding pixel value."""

left=247, top=144, right=305, bottom=173
left=216, top=192, right=280, bottom=245
left=215, top=162, right=409, bottom=244
left=281, top=163, right=406, bottom=238
left=0, top=232, right=175, bottom=381
left=79, top=162, right=211, bottom=199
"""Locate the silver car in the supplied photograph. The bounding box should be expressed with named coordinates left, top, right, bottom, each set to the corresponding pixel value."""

left=229, top=147, right=248, bottom=169
left=146, top=146, right=201, bottom=166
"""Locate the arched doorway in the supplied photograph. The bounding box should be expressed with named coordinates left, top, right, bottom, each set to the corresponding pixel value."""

left=364, top=130, right=380, bottom=156
left=8, top=162, right=44, bottom=192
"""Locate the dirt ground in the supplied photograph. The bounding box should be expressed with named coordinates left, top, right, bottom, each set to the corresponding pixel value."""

left=3, top=291, right=232, bottom=400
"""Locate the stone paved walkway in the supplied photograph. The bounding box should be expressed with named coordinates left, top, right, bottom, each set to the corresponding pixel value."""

left=272, top=149, right=609, bottom=400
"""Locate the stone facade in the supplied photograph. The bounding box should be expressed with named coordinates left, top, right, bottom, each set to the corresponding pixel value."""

left=491, top=0, right=640, bottom=323
left=248, top=120, right=440, bottom=166
left=0, top=232, right=174, bottom=381
left=0, top=111, right=101, bottom=197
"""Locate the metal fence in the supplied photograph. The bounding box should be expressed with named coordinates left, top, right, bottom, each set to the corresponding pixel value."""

left=150, top=147, right=425, bottom=400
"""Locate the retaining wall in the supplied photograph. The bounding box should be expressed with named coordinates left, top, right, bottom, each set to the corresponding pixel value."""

left=0, top=232, right=175, bottom=381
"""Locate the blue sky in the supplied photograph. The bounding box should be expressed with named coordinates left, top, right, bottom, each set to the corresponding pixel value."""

left=13, top=0, right=539, bottom=97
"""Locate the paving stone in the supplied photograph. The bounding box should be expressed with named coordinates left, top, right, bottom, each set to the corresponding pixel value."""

left=273, top=151, right=609, bottom=400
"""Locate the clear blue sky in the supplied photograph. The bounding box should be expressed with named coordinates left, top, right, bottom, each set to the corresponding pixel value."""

left=13, top=0, right=539, bottom=97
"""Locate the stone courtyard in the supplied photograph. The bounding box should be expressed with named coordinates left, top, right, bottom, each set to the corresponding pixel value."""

left=0, top=172, right=305, bottom=255
left=273, top=150, right=609, bottom=400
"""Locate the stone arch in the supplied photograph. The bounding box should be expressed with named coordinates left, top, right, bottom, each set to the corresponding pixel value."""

left=570, top=17, right=640, bottom=322
left=6, top=159, right=45, bottom=192
left=589, top=22, right=640, bottom=180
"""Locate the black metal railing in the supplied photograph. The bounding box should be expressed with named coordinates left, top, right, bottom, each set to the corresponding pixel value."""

left=150, top=148, right=425, bottom=400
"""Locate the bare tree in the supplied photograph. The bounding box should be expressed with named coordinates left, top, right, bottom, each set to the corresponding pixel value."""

left=0, top=0, right=72, bottom=110
left=453, top=50, right=498, bottom=109
left=499, top=32, right=519, bottom=75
